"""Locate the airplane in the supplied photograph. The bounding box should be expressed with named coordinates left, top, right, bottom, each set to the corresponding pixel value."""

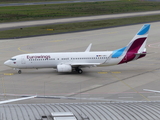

left=0, top=95, right=36, bottom=104
left=4, top=24, right=150, bottom=74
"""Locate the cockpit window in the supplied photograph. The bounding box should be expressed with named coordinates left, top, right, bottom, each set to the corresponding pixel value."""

left=10, top=58, right=16, bottom=60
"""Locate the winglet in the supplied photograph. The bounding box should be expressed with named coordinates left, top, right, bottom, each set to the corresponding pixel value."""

left=85, top=43, right=92, bottom=52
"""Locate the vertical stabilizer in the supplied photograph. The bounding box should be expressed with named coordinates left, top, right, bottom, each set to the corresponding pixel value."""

left=126, top=24, right=150, bottom=53
left=119, top=24, right=150, bottom=64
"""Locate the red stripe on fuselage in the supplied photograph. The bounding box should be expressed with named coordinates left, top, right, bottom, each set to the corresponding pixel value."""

left=119, top=37, right=146, bottom=64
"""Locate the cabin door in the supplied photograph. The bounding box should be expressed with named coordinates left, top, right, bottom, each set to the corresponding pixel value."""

left=21, top=56, right=26, bottom=64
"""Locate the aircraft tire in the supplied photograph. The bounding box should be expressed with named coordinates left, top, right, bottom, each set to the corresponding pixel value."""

left=18, top=70, right=21, bottom=74
left=78, top=69, right=83, bottom=74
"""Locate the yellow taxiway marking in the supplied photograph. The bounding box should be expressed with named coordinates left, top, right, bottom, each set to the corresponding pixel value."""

left=98, top=72, right=108, bottom=74
left=3, top=73, right=14, bottom=75
left=111, top=73, right=150, bottom=101
left=107, top=31, right=117, bottom=34
left=98, top=71, right=121, bottom=74
left=111, top=71, right=121, bottom=74
left=1, top=76, right=6, bottom=98
left=18, top=44, right=32, bottom=53
left=49, top=40, right=66, bottom=42
left=17, top=31, right=117, bottom=53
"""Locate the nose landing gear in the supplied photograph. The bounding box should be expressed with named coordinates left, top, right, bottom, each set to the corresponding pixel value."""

left=13, top=68, right=22, bottom=74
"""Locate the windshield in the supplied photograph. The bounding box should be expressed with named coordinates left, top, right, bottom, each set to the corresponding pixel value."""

left=10, top=58, right=16, bottom=61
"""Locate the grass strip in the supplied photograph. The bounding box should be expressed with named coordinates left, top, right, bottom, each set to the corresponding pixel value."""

left=0, top=0, right=140, bottom=3
left=0, top=14, right=159, bottom=39
left=0, top=1, right=160, bottom=23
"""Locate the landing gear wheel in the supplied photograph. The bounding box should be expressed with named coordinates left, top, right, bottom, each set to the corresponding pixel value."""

left=77, top=69, right=83, bottom=74
left=75, top=67, right=83, bottom=74
left=18, top=70, right=21, bottom=74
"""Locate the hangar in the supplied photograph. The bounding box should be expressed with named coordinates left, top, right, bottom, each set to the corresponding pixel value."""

left=0, top=101, right=160, bottom=120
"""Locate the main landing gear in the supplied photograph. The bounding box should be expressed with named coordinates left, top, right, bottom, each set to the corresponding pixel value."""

left=75, top=67, right=83, bottom=74
left=18, top=70, right=22, bottom=74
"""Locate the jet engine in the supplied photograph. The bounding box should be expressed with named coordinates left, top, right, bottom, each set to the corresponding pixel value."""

left=57, top=64, right=72, bottom=72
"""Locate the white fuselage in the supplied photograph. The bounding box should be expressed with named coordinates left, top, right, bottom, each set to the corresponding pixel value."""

left=5, top=51, right=123, bottom=69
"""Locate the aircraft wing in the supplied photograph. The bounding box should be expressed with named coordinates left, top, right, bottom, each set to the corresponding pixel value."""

left=71, top=63, right=101, bottom=67
left=0, top=96, right=37, bottom=104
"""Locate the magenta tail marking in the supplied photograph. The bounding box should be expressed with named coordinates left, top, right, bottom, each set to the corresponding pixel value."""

left=119, top=37, right=147, bottom=64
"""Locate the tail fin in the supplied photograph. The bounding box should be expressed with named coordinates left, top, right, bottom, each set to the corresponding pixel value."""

left=119, top=24, right=150, bottom=64
left=126, top=24, right=150, bottom=54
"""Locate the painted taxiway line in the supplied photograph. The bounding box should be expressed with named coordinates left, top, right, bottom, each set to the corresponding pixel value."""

left=3, top=73, right=14, bottom=75
left=49, top=40, right=66, bottom=42
left=148, top=96, right=160, bottom=98
left=111, top=73, right=150, bottom=101
left=98, top=71, right=121, bottom=74
left=17, top=30, right=117, bottom=53
left=148, top=42, right=160, bottom=48
left=119, top=97, right=133, bottom=99
left=0, top=73, right=14, bottom=75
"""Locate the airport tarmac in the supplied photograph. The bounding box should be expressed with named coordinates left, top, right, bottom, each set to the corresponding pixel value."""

left=0, top=22, right=160, bottom=104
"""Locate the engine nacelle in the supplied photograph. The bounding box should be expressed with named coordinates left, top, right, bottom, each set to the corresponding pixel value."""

left=57, top=64, right=72, bottom=72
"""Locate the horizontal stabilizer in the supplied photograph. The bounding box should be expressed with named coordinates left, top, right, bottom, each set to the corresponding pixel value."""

left=135, top=53, right=146, bottom=55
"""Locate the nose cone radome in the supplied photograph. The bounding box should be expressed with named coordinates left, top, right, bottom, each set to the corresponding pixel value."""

left=4, top=60, right=11, bottom=67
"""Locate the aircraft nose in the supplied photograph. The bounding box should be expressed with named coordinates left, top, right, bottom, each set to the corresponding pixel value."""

left=4, top=60, right=11, bottom=66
